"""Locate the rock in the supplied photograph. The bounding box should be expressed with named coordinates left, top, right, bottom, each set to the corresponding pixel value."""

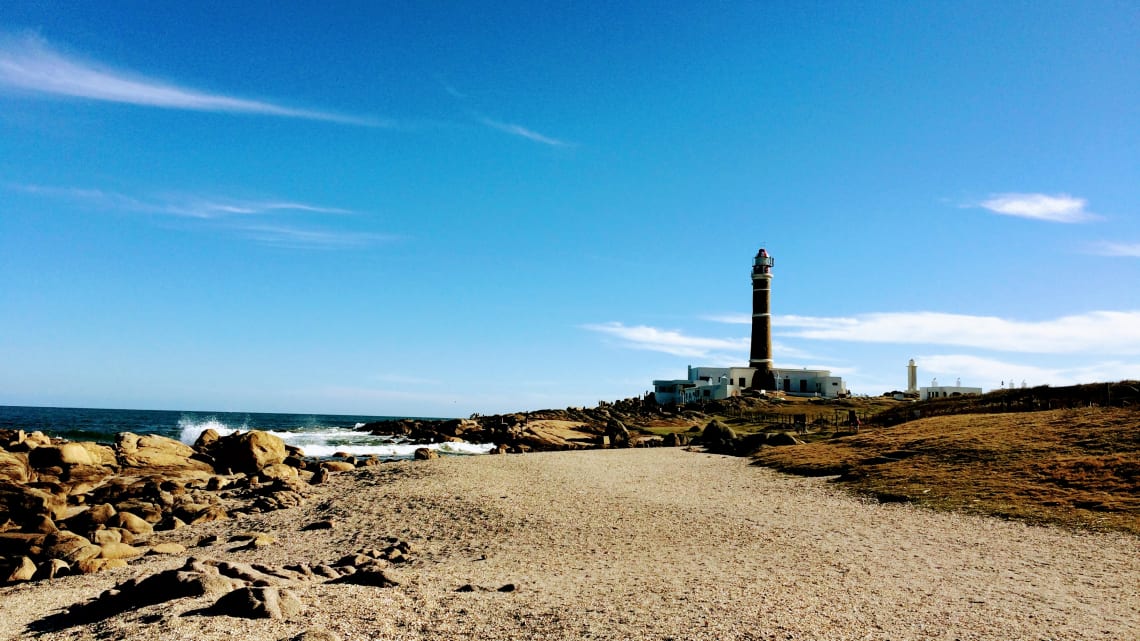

left=194, top=428, right=220, bottom=449
left=260, top=463, right=298, bottom=482
left=43, top=531, right=101, bottom=564
left=41, top=558, right=70, bottom=580
left=62, top=464, right=114, bottom=495
left=29, top=443, right=95, bottom=468
left=413, top=447, right=438, bottom=460
left=0, top=481, right=67, bottom=520
left=116, top=433, right=213, bottom=473
left=765, top=431, right=805, bottom=446
left=0, top=451, right=31, bottom=483
left=115, top=499, right=163, bottom=523
left=23, top=431, right=52, bottom=449
left=309, top=468, right=329, bottom=485
left=184, top=505, right=228, bottom=524
left=92, top=529, right=123, bottom=545
left=111, top=511, right=154, bottom=535
left=329, top=567, right=400, bottom=587
left=99, top=542, right=145, bottom=560
left=213, top=431, right=287, bottom=475
left=23, top=514, right=58, bottom=534
left=77, top=442, right=117, bottom=466
left=301, top=519, right=335, bottom=531
left=605, top=418, right=631, bottom=448
left=0, top=532, right=47, bottom=557
left=86, top=503, right=117, bottom=526
left=662, top=432, right=689, bottom=447
left=320, top=461, right=355, bottom=472
left=158, top=516, right=188, bottom=531
left=5, top=556, right=37, bottom=582
left=498, top=583, right=517, bottom=592
left=701, top=419, right=738, bottom=454
left=68, top=560, right=241, bottom=620
left=237, top=534, right=276, bottom=550
left=210, top=586, right=303, bottom=619
left=148, top=542, right=187, bottom=555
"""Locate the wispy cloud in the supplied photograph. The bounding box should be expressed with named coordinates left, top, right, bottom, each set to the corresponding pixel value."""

left=974, top=192, right=1097, bottom=223
left=580, top=321, right=817, bottom=365
left=12, top=182, right=385, bottom=249
left=771, top=311, right=1140, bottom=355
left=12, top=183, right=351, bottom=219
left=479, top=117, right=570, bottom=147
left=582, top=322, right=747, bottom=359
left=0, top=33, right=388, bottom=127
left=1091, top=241, right=1140, bottom=257
left=235, top=224, right=395, bottom=250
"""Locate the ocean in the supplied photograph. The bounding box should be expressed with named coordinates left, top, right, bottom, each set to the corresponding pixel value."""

left=0, top=405, right=494, bottom=459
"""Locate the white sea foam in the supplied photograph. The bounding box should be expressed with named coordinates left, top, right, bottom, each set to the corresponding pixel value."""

left=176, top=417, right=493, bottom=459
left=177, top=417, right=242, bottom=445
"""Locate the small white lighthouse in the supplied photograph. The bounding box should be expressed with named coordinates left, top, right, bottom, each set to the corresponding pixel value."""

left=907, top=359, right=918, bottom=394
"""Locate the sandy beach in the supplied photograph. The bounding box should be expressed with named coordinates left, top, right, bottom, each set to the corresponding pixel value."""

left=2, top=448, right=1137, bottom=641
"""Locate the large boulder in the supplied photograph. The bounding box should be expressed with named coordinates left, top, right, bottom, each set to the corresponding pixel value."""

left=116, top=433, right=213, bottom=473
left=700, top=419, right=738, bottom=454
left=210, top=431, right=287, bottom=475
left=29, top=443, right=95, bottom=468
left=209, top=586, right=303, bottom=619
left=605, top=418, right=631, bottom=448
left=77, top=442, right=117, bottom=466
left=0, top=451, right=31, bottom=483
left=0, top=481, right=67, bottom=521
left=43, top=531, right=101, bottom=564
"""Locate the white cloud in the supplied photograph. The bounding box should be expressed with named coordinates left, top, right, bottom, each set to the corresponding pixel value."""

left=976, top=192, right=1097, bottom=223
left=0, top=33, right=387, bottom=126
left=479, top=117, right=570, bottom=147
left=12, top=183, right=385, bottom=249
left=582, top=322, right=826, bottom=366
left=1091, top=242, right=1140, bottom=258
left=918, top=354, right=1140, bottom=388
left=13, top=183, right=351, bottom=219
left=776, top=311, right=1140, bottom=355
left=582, top=322, right=747, bottom=358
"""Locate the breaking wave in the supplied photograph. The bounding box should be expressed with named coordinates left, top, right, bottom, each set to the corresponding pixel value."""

left=176, top=416, right=494, bottom=459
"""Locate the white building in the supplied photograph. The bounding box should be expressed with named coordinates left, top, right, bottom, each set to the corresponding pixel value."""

left=653, top=365, right=847, bottom=404
left=921, top=378, right=984, bottom=399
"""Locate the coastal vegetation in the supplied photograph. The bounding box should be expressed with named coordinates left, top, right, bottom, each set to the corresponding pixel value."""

left=750, top=383, right=1140, bottom=536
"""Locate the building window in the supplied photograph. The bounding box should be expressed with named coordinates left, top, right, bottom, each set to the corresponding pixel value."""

left=739, top=378, right=746, bottom=387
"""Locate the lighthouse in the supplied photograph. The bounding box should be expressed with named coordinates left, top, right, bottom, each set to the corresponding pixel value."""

left=749, top=248, right=776, bottom=390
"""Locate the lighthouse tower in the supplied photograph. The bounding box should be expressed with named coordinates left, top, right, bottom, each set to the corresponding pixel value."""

left=749, top=248, right=776, bottom=390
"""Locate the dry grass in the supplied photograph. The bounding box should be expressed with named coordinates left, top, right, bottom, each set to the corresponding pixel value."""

left=752, top=406, right=1140, bottom=535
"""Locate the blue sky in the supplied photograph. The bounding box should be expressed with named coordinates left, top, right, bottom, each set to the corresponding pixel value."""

left=1, top=2, right=1138, bottom=416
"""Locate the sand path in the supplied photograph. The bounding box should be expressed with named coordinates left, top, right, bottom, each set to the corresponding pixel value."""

left=2, top=448, right=1137, bottom=640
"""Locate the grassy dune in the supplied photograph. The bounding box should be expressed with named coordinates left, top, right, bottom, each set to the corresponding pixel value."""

left=752, top=406, right=1140, bottom=535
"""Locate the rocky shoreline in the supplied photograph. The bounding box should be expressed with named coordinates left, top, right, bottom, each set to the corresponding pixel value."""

left=0, top=394, right=816, bottom=631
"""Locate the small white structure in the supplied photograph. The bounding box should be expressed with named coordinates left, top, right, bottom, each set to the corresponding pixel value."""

left=653, top=365, right=847, bottom=404
left=907, top=359, right=918, bottom=394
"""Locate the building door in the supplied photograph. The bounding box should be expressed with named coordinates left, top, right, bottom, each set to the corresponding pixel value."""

left=800, top=379, right=808, bottom=393
left=782, top=378, right=790, bottom=392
